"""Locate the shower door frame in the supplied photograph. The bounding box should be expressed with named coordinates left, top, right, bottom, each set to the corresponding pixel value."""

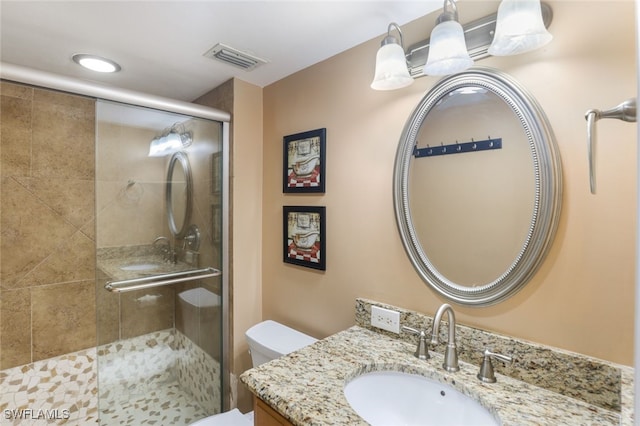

left=0, top=62, right=232, bottom=412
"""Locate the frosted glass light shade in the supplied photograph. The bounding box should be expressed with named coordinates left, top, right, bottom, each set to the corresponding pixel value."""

left=423, top=20, right=473, bottom=76
left=148, top=132, right=183, bottom=157
left=371, top=43, right=413, bottom=91
left=488, top=0, right=552, bottom=56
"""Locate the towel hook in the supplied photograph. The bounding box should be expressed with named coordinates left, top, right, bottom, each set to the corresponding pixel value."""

left=585, top=98, right=636, bottom=194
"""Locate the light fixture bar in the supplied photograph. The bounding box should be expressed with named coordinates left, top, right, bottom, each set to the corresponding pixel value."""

left=406, top=2, right=552, bottom=78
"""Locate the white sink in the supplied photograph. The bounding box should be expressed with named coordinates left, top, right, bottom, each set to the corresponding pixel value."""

left=120, top=263, right=161, bottom=271
left=344, top=371, right=499, bottom=426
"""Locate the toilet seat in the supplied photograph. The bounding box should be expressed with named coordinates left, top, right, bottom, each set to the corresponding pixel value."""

left=189, top=409, right=251, bottom=426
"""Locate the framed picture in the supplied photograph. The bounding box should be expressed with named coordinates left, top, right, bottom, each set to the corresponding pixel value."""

left=283, top=206, right=326, bottom=270
left=283, top=128, right=326, bottom=193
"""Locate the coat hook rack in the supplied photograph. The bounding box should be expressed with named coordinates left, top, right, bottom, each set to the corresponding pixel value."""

left=413, top=137, right=502, bottom=158
left=585, top=98, right=637, bottom=194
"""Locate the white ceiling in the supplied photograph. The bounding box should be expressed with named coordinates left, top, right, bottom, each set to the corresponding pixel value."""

left=0, top=1, right=441, bottom=102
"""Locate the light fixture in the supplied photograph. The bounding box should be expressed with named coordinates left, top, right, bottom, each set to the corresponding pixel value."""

left=148, top=123, right=192, bottom=157
left=423, top=0, right=473, bottom=76
left=488, top=0, right=552, bottom=56
left=72, top=54, right=121, bottom=73
left=370, top=23, right=414, bottom=91
left=371, top=2, right=552, bottom=88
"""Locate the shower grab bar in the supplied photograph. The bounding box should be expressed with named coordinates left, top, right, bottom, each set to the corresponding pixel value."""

left=585, top=98, right=637, bottom=194
left=105, top=267, right=221, bottom=293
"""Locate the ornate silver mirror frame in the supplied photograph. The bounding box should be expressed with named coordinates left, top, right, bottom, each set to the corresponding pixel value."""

left=166, top=151, right=193, bottom=238
left=394, top=67, right=562, bottom=306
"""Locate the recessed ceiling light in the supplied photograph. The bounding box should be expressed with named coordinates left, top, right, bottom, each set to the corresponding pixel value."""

left=72, top=54, right=121, bottom=73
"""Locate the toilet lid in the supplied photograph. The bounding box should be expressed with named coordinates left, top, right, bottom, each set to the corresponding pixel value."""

left=189, top=409, right=251, bottom=426
left=245, top=320, right=317, bottom=356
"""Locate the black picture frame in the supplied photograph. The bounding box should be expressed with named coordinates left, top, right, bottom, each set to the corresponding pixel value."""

left=283, top=206, right=326, bottom=270
left=283, top=128, right=326, bottom=193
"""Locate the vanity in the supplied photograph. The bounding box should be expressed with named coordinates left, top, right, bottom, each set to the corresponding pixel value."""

left=240, top=299, right=633, bottom=425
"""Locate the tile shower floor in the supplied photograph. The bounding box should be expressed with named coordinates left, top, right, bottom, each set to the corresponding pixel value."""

left=97, top=330, right=219, bottom=425
left=0, top=330, right=220, bottom=425
left=99, top=381, right=208, bottom=425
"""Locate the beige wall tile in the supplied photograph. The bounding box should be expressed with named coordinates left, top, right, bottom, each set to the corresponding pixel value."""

left=1, top=177, right=78, bottom=289
left=95, top=120, right=166, bottom=248
left=1, top=85, right=97, bottom=369
left=0, top=94, right=32, bottom=128
left=176, top=291, right=199, bottom=344
left=120, top=287, right=174, bottom=339
left=95, top=274, right=119, bottom=346
left=33, top=88, right=92, bottom=109
left=175, top=282, right=222, bottom=361
left=0, top=288, right=31, bottom=369
left=24, top=230, right=95, bottom=287
left=199, top=306, right=221, bottom=362
left=95, top=122, right=162, bottom=183
left=81, top=217, right=96, bottom=243
left=32, top=281, right=96, bottom=361
left=96, top=180, right=165, bottom=247
left=1, top=96, right=32, bottom=177
left=0, top=81, right=34, bottom=100
left=31, top=93, right=95, bottom=180
left=15, top=177, right=95, bottom=230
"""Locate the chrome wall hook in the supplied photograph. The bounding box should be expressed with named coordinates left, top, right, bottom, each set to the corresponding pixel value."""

left=585, top=98, right=637, bottom=194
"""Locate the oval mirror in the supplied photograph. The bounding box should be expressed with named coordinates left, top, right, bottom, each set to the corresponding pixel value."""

left=394, top=67, right=562, bottom=306
left=166, top=151, right=192, bottom=238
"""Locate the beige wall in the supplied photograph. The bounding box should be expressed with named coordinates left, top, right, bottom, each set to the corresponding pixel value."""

left=231, top=79, right=264, bottom=410
left=260, top=0, right=637, bottom=365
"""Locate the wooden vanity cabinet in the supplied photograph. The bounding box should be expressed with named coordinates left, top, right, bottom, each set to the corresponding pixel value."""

left=253, top=396, right=294, bottom=426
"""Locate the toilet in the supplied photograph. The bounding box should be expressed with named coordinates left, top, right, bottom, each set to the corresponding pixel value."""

left=190, top=320, right=317, bottom=425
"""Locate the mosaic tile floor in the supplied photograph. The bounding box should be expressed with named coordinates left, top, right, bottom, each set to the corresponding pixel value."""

left=99, top=381, right=208, bottom=425
left=97, top=330, right=219, bottom=425
left=2, top=330, right=222, bottom=425
left=0, top=349, right=98, bottom=425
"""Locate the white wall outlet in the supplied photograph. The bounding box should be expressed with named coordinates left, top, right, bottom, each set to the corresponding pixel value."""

left=371, top=306, right=401, bottom=334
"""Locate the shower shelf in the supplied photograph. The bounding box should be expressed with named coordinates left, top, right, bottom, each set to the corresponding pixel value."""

left=105, top=267, right=221, bottom=293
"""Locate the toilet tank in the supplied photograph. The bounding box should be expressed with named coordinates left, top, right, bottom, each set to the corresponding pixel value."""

left=245, top=320, right=317, bottom=367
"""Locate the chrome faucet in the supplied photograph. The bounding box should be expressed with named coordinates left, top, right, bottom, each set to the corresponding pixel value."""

left=430, top=303, right=459, bottom=372
left=153, top=236, right=176, bottom=263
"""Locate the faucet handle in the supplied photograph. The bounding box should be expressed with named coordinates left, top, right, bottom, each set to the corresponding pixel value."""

left=477, top=349, right=513, bottom=383
left=402, top=326, right=430, bottom=360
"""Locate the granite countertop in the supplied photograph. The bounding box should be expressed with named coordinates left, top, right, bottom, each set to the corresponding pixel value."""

left=240, top=326, right=621, bottom=425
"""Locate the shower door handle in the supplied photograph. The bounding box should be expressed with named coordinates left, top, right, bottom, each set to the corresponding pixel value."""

left=105, top=267, right=221, bottom=293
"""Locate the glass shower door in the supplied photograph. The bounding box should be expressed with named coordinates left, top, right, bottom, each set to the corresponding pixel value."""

left=94, top=100, right=224, bottom=425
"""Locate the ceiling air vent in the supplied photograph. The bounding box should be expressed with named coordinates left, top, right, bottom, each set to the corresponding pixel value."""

left=203, top=43, right=268, bottom=71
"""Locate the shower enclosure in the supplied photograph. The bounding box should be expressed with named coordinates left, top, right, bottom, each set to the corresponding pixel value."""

left=95, top=100, right=226, bottom=425
left=0, top=64, right=229, bottom=425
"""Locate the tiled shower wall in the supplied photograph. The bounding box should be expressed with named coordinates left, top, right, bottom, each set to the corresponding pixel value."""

left=0, top=81, right=97, bottom=369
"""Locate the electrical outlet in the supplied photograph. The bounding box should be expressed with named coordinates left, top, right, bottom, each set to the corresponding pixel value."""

left=371, top=306, right=401, bottom=334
